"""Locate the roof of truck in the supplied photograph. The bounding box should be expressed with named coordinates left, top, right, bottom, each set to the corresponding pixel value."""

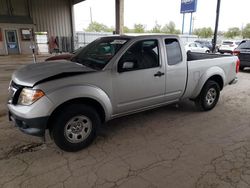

left=102, top=34, right=180, bottom=39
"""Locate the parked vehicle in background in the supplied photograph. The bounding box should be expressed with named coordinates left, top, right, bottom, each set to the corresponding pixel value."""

left=185, top=42, right=210, bottom=53
left=8, top=35, right=239, bottom=152
left=45, top=47, right=83, bottom=61
left=233, top=40, right=250, bottom=70
left=218, top=41, right=241, bottom=54
left=195, top=40, right=213, bottom=52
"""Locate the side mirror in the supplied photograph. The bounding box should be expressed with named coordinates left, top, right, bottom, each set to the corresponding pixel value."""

left=118, top=61, right=135, bottom=72
left=123, top=61, right=134, bottom=69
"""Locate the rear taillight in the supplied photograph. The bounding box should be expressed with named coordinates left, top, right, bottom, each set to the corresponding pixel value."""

left=233, top=50, right=240, bottom=56
left=236, top=58, right=240, bottom=73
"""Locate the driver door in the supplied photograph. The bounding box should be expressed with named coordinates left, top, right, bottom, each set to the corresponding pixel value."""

left=112, top=39, right=166, bottom=114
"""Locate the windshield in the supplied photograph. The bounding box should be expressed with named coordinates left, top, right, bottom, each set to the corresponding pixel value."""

left=238, top=40, right=250, bottom=49
left=71, top=37, right=130, bottom=70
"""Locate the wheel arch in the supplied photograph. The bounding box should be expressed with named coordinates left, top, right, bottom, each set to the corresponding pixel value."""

left=207, top=75, right=224, bottom=90
left=191, top=66, right=225, bottom=99
left=47, top=97, right=106, bottom=131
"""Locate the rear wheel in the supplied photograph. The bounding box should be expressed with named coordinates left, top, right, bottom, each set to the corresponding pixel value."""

left=195, top=80, right=220, bottom=111
left=205, top=50, right=210, bottom=53
left=51, top=104, right=101, bottom=152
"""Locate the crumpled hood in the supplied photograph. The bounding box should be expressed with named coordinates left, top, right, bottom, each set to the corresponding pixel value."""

left=12, top=61, right=95, bottom=87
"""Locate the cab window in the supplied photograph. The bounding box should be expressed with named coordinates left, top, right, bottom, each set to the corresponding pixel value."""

left=118, top=40, right=159, bottom=72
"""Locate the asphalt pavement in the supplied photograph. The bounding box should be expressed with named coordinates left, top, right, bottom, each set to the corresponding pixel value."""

left=1, top=55, right=250, bottom=188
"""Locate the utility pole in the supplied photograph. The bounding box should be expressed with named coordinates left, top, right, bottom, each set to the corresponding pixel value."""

left=212, top=0, right=221, bottom=53
left=90, top=7, right=93, bottom=24
left=192, top=16, right=196, bottom=34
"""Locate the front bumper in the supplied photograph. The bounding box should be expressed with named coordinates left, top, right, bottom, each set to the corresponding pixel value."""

left=9, top=111, right=49, bottom=137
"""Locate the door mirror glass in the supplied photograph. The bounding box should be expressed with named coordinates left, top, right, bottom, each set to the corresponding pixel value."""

left=122, top=61, right=134, bottom=69
left=118, top=61, right=135, bottom=72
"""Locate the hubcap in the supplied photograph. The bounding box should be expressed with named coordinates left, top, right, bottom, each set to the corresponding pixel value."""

left=206, top=88, right=217, bottom=106
left=64, top=115, right=92, bottom=143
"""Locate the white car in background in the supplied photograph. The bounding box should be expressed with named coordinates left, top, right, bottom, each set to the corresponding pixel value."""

left=218, top=41, right=241, bottom=54
left=185, top=42, right=210, bottom=53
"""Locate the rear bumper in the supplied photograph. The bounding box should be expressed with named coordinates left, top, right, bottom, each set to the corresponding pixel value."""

left=229, top=77, right=238, bottom=85
left=9, top=111, right=48, bottom=137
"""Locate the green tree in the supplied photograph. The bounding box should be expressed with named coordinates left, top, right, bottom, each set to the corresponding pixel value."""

left=123, top=26, right=131, bottom=33
left=242, top=24, right=250, bottom=38
left=162, top=21, right=180, bottom=34
left=85, top=21, right=113, bottom=32
left=151, top=21, right=161, bottom=33
left=193, top=27, right=213, bottom=38
left=133, top=24, right=145, bottom=33
left=224, top=27, right=241, bottom=38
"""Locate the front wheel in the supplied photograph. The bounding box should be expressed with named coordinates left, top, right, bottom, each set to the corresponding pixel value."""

left=195, top=80, right=220, bottom=111
left=51, top=104, right=101, bottom=152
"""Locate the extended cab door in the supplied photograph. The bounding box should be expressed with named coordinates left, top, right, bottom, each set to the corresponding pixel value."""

left=112, top=39, right=166, bottom=114
left=164, top=38, right=187, bottom=100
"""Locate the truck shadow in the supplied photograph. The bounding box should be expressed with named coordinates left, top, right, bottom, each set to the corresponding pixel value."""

left=101, top=99, right=201, bottom=137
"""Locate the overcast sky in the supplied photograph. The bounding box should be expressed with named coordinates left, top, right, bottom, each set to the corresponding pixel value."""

left=74, top=0, right=250, bottom=33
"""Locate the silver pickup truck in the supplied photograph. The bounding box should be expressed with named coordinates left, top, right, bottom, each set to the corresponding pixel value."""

left=8, top=35, right=239, bottom=151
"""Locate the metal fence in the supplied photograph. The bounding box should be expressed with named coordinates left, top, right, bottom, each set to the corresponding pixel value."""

left=179, top=34, right=198, bottom=44
left=74, top=32, right=112, bottom=49
left=74, top=32, right=200, bottom=49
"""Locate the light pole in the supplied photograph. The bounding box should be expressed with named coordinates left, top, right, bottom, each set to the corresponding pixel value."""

left=212, top=0, right=221, bottom=53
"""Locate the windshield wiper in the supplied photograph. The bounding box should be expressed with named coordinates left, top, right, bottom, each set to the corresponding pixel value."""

left=79, top=58, right=103, bottom=70
left=71, top=57, right=82, bottom=63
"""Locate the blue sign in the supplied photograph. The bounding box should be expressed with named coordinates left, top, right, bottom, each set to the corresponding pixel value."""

left=180, top=0, right=198, bottom=13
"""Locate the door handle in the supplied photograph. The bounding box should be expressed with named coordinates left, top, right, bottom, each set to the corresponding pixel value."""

left=154, top=71, right=165, bottom=77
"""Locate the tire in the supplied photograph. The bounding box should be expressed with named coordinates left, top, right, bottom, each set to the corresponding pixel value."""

left=240, top=66, right=244, bottom=71
left=51, top=104, right=101, bottom=152
left=195, top=80, right=220, bottom=111
left=205, top=50, right=210, bottom=53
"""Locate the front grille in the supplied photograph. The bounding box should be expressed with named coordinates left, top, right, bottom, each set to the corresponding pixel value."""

left=8, top=81, right=24, bottom=105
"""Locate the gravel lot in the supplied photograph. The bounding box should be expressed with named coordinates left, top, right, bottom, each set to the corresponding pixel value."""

left=0, top=55, right=250, bottom=188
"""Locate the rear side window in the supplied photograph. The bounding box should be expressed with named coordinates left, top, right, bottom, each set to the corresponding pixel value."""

left=222, top=41, right=233, bottom=45
left=238, top=40, right=250, bottom=49
left=189, top=43, right=197, bottom=47
left=165, top=39, right=182, bottom=65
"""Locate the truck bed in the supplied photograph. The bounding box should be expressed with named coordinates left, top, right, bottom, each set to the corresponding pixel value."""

left=182, top=52, right=238, bottom=99
left=187, top=52, right=231, bottom=61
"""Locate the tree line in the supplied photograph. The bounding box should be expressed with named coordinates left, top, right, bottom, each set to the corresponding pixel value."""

left=85, top=21, right=250, bottom=39
left=85, top=21, right=180, bottom=34
left=193, top=24, right=250, bottom=39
